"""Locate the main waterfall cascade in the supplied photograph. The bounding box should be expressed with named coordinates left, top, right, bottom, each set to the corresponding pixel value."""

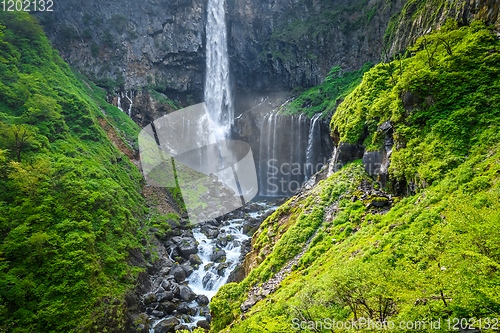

left=258, top=112, right=331, bottom=197
left=205, top=0, right=233, bottom=139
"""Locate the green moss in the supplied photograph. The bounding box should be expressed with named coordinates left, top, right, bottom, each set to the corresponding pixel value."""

left=282, top=62, right=374, bottom=117
left=331, top=21, right=500, bottom=186
left=0, top=12, right=147, bottom=332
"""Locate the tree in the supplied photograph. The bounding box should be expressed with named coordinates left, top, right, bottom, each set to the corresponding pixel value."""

left=1, top=124, right=35, bottom=162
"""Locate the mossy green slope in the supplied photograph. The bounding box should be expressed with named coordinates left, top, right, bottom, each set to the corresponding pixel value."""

left=281, top=62, right=374, bottom=118
left=0, top=12, right=148, bottom=332
left=210, top=21, right=500, bottom=332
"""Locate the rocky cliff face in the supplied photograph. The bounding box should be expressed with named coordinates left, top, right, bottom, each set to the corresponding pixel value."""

left=387, top=0, right=500, bottom=55
left=37, top=0, right=206, bottom=92
left=36, top=0, right=406, bottom=96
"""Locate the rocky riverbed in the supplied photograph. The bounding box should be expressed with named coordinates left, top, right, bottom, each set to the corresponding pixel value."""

left=131, top=199, right=284, bottom=332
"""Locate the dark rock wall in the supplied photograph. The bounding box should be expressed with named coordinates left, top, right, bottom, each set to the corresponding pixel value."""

left=387, top=0, right=500, bottom=56
left=35, top=0, right=406, bottom=95
left=36, top=0, right=206, bottom=92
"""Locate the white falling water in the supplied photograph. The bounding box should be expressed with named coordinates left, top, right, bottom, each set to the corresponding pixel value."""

left=205, top=0, right=233, bottom=139
left=125, top=91, right=133, bottom=118
left=117, top=94, right=123, bottom=112
left=305, top=113, right=322, bottom=181
left=187, top=219, right=250, bottom=299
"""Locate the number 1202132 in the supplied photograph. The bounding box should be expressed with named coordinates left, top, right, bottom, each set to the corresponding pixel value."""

left=2, top=0, right=53, bottom=11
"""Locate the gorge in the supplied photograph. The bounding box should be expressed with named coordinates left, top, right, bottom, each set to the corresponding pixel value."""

left=0, top=1, right=499, bottom=333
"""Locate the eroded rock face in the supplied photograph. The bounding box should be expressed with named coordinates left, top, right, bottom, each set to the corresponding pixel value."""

left=36, top=0, right=406, bottom=96
left=36, top=0, right=206, bottom=92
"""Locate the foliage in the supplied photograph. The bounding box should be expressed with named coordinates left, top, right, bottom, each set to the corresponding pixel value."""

left=211, top=21, right=500, bottom=333
left=0, top=12, right=147, bottom=332
left=331, top=21, right=500, bottom=185
left=282, top=62, right=373, bottom=117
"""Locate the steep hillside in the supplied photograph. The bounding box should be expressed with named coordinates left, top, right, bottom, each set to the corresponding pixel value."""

left=0, top=12, right=153, bottom=332
left=210, top=20, right=500, bottom=332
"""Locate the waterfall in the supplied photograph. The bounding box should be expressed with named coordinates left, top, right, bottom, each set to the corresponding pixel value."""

left=258, top=114, right=270, bottom=196
left=117, top=94, right=123, bottom=112
left=305, top=113, right=322, bottom=181
left=205, top=0, right=233, bottom=139
left=125, top=91, right=133, bottom=118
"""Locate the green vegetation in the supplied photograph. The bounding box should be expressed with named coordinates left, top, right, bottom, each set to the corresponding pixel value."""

left=0, top=12, right=148, bottom=332
left=332, top=20, right=500, bottom=185
left=211, top=20, right=500, bottom=333
left=282, top=62, right=373, bottom=117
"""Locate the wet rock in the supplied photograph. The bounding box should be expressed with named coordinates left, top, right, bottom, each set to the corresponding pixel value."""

left=204, top=262, right=214, bottom=271
left=144, top=293, right=157, bottom=305
left=129, top=313, right=149, bottom=333
left=151, top=310, right=165, bottom=318
left=210, top=249, right=226, bottom=263
left=174, top=324, right=189, bottom=332
left=197, top=320, right=211, bottom=330
left=170, top=264, right=186, bottom=282
left=200, top=306, right=210, bottom=316
left=195, top=294, right=209, bottom=306
left=216, top=262, right=229, bottom=276
left=177, top=302, right=193, bottom=315
left=205, top=314, right=212, bottom=323
left=154, top=317, right=180, bottom=333
left=178, top=237, right=198, bottom=258
left=170, top=283, right=180, bottom=297
left=156, top=291, right=174, bottom=302
left=159, top=301, right=176, bottom=314
left=189, top=254, right=202, bottom=265
left=202, top=272, right=217, bottom=290
left=181, top=262, right=194, bottom=277
left=161, top=279, right=170, bottom=291
left=242, top=217, right=261, bottom=236
left=178, top=285, right=196, bottom=302
left=216, top=236, right=228, bottom=247
left=227, top=264, right=246, bottom=283
left=201, top=225, right=219, bottom=239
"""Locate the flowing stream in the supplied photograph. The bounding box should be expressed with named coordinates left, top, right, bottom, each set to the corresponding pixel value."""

left=148, top=202, right=277, bottom=332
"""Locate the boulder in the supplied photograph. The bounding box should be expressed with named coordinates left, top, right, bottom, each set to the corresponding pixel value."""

left=210, top=249, right=226, bottom=263
left=200, top=225, right=219, bottom=239
left=174, top=324, right=189, bottom=332
left=202, top=272, right=216, bottom=290
left=154, top=317, right=180, bottom=333
left=177, top=302, right=193, bottom=315
left=240, top=295, right=259, bottom=312
left=159, top=301, right=176, bottom=314
left=156, top=291, right=174, bottom=302
left=200, top=305, right=210, bottom=316
left=161, top=279, right=170, bottom=291
left=144, top=293, right=157, bottom=305
left=181, top=262, right=194, bottom=277
left=197, top=320, right=211, bottom=330
left=170, top=283, right=180, bottom=297
left=195, top=294, right=209, bottom=306
left=216, top=262, right=229, bottom=276
left=178, top=285, right=196, bottom=302
left=150, top=310, right=165, bottom=318
left=170, top=264, right=186, bottom=282
left=178, top=237, right=198, bottom=257
left=227, top=265, right=246, bottom=284
left=189, top=254, right=202, bottom=265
